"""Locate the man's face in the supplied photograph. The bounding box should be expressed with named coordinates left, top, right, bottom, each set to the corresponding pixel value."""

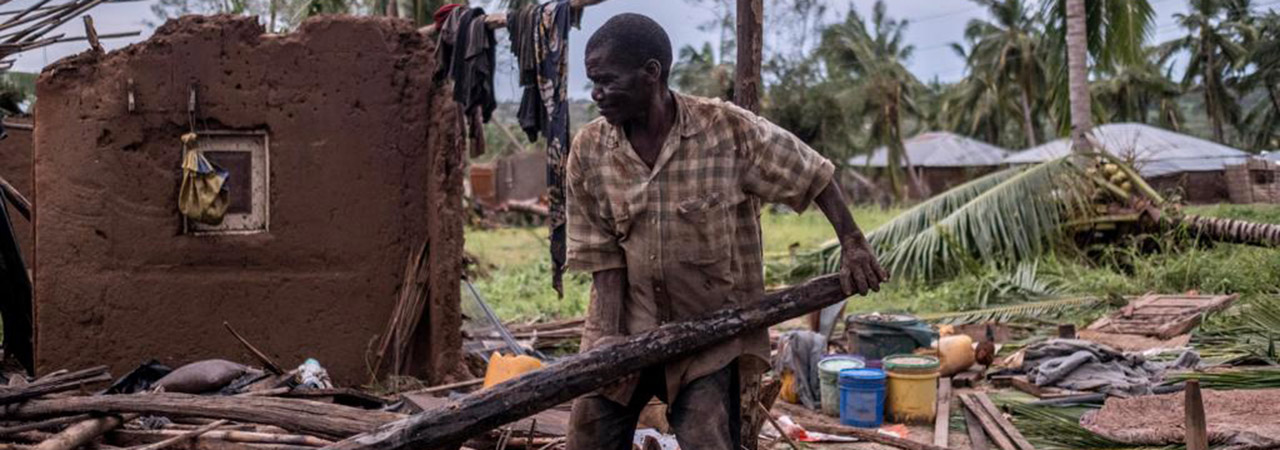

left=585, top=48, right=657, bottom=126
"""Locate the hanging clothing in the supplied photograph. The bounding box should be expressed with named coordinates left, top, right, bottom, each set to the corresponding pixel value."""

left=537, top=0, right=573, bottom=296
left=435, top=6, right=496, bottom=156
left=508, top=3, right=544, bottom=142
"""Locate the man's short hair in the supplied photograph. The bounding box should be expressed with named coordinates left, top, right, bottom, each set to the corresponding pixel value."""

left=586, top=13, right=673, bottom=84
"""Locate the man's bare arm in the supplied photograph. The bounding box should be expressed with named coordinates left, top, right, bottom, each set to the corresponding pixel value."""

left=814, top=181, right=889, bottom=296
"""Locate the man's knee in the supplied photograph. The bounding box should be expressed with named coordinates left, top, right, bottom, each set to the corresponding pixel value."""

left=567, top=395, right=640, bottom=450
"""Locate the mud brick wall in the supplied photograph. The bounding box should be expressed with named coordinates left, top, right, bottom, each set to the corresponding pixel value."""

left=0, top=117, right=33, bottom=265
left=1148, top=171, right=1230, bottom=204
left=33, top=15, right=461, bottom=384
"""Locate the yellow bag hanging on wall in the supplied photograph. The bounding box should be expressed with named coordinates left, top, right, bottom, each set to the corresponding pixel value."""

left=178, top=133, right=230, bottom=225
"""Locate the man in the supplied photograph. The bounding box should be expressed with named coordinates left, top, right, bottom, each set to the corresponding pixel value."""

left=565, top=14, right=888, bottom=450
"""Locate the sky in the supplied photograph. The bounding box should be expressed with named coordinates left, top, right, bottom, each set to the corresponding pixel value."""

left=4, top=0, right=1270, bottom=100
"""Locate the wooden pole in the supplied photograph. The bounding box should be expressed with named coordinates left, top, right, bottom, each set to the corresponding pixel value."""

left=33, top=414, right=134, bottom=450
left=756, top=402, right=799, bottom=450
left=418, top=0, right=609, bottom=34
left=223, top=321, right=284, bottom=375
left=1184, top=380, right=1208, bottom=450
left=131, top=419, right=229, bottom=450
left=734, top=0, right=763, bottom=114
left=734, top=1, right=765, bottom=446
left=0, top=174, right=31, bottom=220
left=80, top=15, right=101, bottom=53
left=326, top=275, right=849, bottom=450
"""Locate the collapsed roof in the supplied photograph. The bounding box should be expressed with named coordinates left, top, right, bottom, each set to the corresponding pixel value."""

left=1004, top=123, right=1251, bottom=177
left=851, top=131, right=1010, bottom=168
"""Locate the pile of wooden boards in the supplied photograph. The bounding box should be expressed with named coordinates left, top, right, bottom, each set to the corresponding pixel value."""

left=0, top=367, right=407, bottom=450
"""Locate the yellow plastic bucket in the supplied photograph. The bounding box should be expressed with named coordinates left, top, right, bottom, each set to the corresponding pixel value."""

left=883, top=354, right=939, bottom=424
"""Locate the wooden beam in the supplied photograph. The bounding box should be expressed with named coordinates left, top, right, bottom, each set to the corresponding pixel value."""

left=733, top=0, right=763, bottom=113
left=1184, top=380, right=1208, bottom=450
left=0, top=393, right=403, bottom=439
left=934, top=378, right=951, bottom=446
left=327, top=275, right=850, bottom=450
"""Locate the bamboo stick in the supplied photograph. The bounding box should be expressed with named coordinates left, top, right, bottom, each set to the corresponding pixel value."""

left=131, top=419, right=229, bottom=450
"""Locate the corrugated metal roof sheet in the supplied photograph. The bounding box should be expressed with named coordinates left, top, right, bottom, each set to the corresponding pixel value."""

left=851, top=132, right=1010, bottom=168
left=1003, top=123, right=1250, bottom=177
left=1263, top=151, right=1280, bottom=162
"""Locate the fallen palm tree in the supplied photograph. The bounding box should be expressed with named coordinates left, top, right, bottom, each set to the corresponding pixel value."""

left=774, top=153, right=1280, bottom=286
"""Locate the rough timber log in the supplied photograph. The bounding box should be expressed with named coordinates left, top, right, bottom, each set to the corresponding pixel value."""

left=0, top=393, right=402, bottom=439
left=328, top=274, right=848, bottom=450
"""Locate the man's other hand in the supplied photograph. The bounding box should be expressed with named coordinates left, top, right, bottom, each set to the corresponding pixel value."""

left=839, top=235, right=889, bottom=296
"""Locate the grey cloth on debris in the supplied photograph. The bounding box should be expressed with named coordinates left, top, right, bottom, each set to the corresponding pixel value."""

left=772, top=331, right=827, bottom=409
left=1022, top=339, right=1199, bottom=397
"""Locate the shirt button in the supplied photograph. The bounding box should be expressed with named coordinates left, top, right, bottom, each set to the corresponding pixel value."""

left=649, top=254, right=656, bottom=261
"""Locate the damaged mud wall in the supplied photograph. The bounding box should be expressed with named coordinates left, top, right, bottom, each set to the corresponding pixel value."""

left=33, top=15, right=462, bottom=384
left=0, top=117, right=32, bottom=264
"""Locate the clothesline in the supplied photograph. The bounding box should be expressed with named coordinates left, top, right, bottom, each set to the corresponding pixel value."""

left=418, top=0, right=607, bottom=34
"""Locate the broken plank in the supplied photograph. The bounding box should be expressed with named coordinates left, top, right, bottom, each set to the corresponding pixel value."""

left=963, top=408, right=990, bottom=450
left=958, top=394, right=1016, bottom=450
left=934, top=378, right=951, bottom=446
left=0, top=393, right=402, bottom=438
left=972, top=394, right=1034, bottom=450
left=329, top=274, right=851, bottom=450
left=1009, top=377, right=1044, bottom=398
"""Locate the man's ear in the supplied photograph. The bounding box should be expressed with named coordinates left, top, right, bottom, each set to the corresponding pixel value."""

left=643, top=59, right=662, bottom=84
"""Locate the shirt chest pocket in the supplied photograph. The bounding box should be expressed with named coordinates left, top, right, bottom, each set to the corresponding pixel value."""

left=676, top=192, right=733, bottom=266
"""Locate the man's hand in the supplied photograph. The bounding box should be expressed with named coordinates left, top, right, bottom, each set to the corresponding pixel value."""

left=839, top=234, right=889, bottom=296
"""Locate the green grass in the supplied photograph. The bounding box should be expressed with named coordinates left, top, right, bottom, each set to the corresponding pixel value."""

left=466, top=206, right=902, bottom=321
left=1186, top=203, right=1280, bottom=225
left=467, top=203, right=1280, bottom=322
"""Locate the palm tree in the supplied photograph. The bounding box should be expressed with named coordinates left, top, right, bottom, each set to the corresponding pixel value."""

left=1092, top=47, right=1184, bottom=129
left=671, top=42, right=735, bottom=101
left=1043, top=0, right=1156, bottom=152
left=962, top=0, right=1048, bottom=147
left=1162, top=0, right=1250, bottom=143
left=819, top=0, right=924, bottom=201
left=1240, top=11, right=1280, bottom=149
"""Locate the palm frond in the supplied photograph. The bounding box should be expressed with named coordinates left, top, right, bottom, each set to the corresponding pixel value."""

left=873, top=156, right=1093, bottom=280
left=920, top=296, right=1103, bottom=324
left=1007, top=403, right=1168, bottom=450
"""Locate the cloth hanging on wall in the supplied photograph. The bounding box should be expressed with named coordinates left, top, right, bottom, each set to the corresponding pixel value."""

left=178, top=132, right=230, bottom=225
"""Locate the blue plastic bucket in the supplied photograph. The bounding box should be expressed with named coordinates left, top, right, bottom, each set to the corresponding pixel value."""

left=838, top=368, right=887, bottom=428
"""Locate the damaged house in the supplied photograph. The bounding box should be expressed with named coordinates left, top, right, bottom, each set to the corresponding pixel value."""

left=11, top=15, right=465, bottom=385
